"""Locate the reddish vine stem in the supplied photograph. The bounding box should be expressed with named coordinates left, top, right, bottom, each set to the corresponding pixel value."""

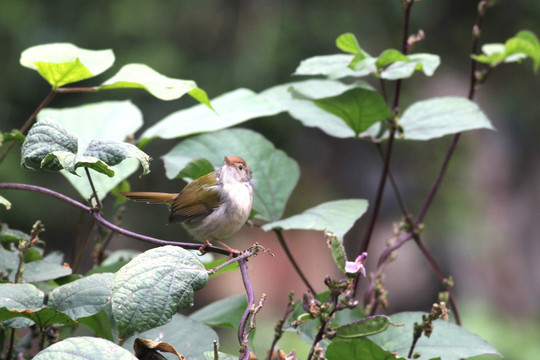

left=0, top=182, right=231, bottom=256
left=359, top=0, right=414, bottom=256
left=0, top=89, right=57, bottom=165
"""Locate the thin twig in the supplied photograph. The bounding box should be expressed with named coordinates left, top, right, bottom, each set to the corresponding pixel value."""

left=85, top=168, right=102, bottom=209
left=274, top=229, right=316, bottom=294
left=238, top=258, right=254, bottom=360
left=0, top=182, right=231, bottom=256
left=307, top=294, right=339, bottom=360
left=267, top=292, right=295, bottom=360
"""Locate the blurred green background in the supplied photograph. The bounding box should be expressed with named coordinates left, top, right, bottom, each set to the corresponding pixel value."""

left=1, top=0, right=539, bottom=358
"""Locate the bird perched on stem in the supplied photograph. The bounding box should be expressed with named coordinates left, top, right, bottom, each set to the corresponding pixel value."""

left=120, top=156, right=254, bottom=257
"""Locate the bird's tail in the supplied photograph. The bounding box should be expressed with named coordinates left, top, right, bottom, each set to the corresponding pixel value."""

left=119, top=192, right=177, bottom=205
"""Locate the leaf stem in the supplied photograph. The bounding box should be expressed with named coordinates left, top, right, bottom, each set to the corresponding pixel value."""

left=84, top=168, right=103, bottom=209
left=267, top=292, right=295, bottom=360
left=274, top=229, right=316, bottom=295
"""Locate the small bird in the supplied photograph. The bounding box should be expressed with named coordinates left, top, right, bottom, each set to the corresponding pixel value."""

left=120, top=156, right=254, bottom=256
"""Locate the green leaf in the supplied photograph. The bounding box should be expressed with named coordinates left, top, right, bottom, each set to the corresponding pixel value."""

left=112, top=246, right=208, bottom=339
left=161, top=129, right=299, bottom=221
left=141, top=88, right=284, bottom=140
left=380, top=53, right=440, bottom=80
left=122, top=314, right=218, bottom=359
left=294, top=54, right=365, bottom=79
left=101, top=63, right=212, bottom=105
left=327, top=338, right=396, bottom=360
left=0, top=195, right=11, bottom=210
left=335, top=315, right=392, bottom=338
left=262, top=199, right=368, bottom=240
left=34, top=337, right=136, bottom=360
left=0, top=307, right=78, bottom=328
left=0, top=224, right=30, bottom=244
left=190, top=294, right=247, bottom=331
left=375, top=49, right=410, bottom=69
left=42, top=151, right=115, bottom=177
left=261, top=80, right=366, bottom=139
left=312, top=88, right=392, bottom=136
left=21, top=119, right=78, bottom=172
left=0, top=283, right=44, bottom=328
left=78, top=307, right=116, bottom=341
left=21, top=259, right=72, bottom=283
left=505, top=30, right=540, bottom=72
left=327, top=233, right=347, bottom=272
left=37, top=101, right=145, bottom=199
left=336, top=33, right=362, bottom=54
left=176, top=158, right=215, bottom=180
left=0, top=247, right=19, bottom=283
left=48, top=273, right=113, bottom=319
left=1, top=129, right=25, bottom=144
left=399, top=97, right=494, bottom=141
left=20, top=43, right=115, bottom=88
left=369, top=312, right=501, bottom=360
left=84, top=139, right=151, bottom=176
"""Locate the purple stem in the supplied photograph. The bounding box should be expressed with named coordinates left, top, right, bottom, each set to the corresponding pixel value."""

left=0, top=182, right=231, bottom=256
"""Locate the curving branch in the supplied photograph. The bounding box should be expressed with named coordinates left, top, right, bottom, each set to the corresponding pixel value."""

left=0, top=182, right=231, bottom=256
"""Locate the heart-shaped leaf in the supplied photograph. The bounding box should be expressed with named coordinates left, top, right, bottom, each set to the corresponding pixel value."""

left=398, top=97, right=494, bottom=141
left=161, top=129, right=299, bottom=221
left=141, top=88, right=285, bottom=140
left=262, top=199, right=368, bottom=240
left=48, top=273, right=113, bottom=319
left=0, top=283, right=44, bottom=328
left=20, top=43, right=115, bottom=88
left=34, top=337, right=137, bottom=360
left=101, top=63, right=211, bottom=106
left=112, top=246, right=208, bottom=339
left=36, top=101, right=147, bottom=199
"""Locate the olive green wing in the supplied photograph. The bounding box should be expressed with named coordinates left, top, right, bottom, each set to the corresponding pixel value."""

left=169, top=173, right=221, bottom=224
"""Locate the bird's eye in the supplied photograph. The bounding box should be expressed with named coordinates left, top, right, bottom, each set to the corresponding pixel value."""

left=238, top=164, right=244, bottom=171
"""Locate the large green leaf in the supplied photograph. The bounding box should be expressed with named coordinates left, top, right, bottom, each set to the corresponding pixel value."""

left=398, top=97, right=494, bottom=141
left=21, top=259, right=72, bottom=282
left=379, top=53, right=440, bottom=80
left=112, top=246, right=208, bottom=339
left=369, top=312, right=501, bottom=359
left=335, top=315, right=392, bottom=339
left=123, top=314, right=218, bottom=360
left=262, top=199, right=368, bottom=240
left=293, top=54, right=365, bottom=79
left=190, top=294, right=247, bottom=331
left=162, top=128, right=299, bottom=221
left=141, top=88, right=285, bottom=140
left=34, top=337, right=137, bottom=360
left=36, top=101, right=147, bottom=199
left=260, top=80, right=380, bottom=139
left=101, top=63, right=211, bottom=105
left=311, top=88, right=392, bottom=136
left=326, top=338, right=396, bottom=360
left=20, top=43, right=115, bottom=88
left=48, top=273, right=113, bottom=319
left=0, top=283, right=44, bottom=328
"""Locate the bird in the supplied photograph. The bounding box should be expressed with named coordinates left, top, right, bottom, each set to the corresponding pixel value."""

left=120, top=156, right=254, bottom=256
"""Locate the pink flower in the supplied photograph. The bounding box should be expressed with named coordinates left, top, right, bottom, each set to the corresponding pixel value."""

left=345, top=252, right=367, bottom=276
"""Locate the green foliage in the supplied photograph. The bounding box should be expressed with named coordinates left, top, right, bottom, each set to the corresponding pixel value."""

left=111, top=246, right=208, bottom=339
left=2, top=2, right=537, bottom=356
left=369, top=312, right=501, bottom=359
left=34, top=337, right=136, bottom=360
